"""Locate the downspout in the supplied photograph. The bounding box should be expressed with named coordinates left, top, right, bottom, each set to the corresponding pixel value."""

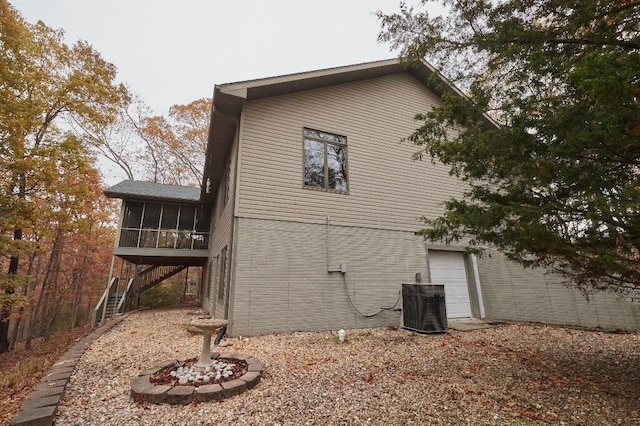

left=326, top=215, right=331, bottom=271
left=471, top=254, right=486, bottom=318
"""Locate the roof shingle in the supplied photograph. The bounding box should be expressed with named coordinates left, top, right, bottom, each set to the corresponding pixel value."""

left=104, top=180, right=201, bottom=203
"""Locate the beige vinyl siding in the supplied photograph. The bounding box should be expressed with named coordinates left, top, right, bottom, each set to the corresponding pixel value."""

left=202, top=130, right=238, bottom=318
left=236, top=73, right=466, bottom=231
left=477, top=250, right=640, bottom=330
left=228, top=69, right=639, bottom=333
left=230, top=217, right=434, bottom=336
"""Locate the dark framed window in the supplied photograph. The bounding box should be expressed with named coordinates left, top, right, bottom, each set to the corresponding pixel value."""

left=303, top=128, right=348, bottom=192
left=122, top=202, right=144, bottom=228
left=206, top=258, right=213, bottom=298
left=118, top=201, right=210, bottom=250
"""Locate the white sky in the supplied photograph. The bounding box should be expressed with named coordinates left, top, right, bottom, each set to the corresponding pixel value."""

left=13, top=0, right=420, bottom=115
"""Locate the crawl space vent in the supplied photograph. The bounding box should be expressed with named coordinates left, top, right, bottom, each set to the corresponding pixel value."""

left=401, top=284, right=447, bottom=333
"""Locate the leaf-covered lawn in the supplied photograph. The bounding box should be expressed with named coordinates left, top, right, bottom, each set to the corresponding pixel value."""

left=0, top=326, right=90, bottom=424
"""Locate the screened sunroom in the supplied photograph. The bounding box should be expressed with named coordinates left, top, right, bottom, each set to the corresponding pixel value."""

left=104, top=180, right=210, bottom=266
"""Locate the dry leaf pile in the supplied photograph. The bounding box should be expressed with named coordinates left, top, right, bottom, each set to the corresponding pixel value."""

left=55, top=307, right=639, bottom=425
left=0, top=326, right=89, bottom=424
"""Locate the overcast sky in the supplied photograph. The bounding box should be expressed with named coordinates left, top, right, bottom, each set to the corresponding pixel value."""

left=13, top=0, right=424, bottom=114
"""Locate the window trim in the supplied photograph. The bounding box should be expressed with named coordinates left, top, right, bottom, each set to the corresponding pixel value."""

left=217, top=246, right=228, bottom=302
left=302, top=127, right=349, bottom=193
left=206, top=258, right=213, bottom=298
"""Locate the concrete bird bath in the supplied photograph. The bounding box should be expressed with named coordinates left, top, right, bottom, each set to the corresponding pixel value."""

left=189, top=318, right=229, bottom=370
left=130, top=316, right=263, bottom=404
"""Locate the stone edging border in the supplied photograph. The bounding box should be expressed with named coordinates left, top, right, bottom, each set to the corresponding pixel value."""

left=131, top=352, right=263, bottom=404
left=9, top=313, right=132, bottom=426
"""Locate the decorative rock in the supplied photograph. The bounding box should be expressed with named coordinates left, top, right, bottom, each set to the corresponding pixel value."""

left=131, top=376, right=154, bottom=397
left=166, top=386, right=195, bottom=405
left=246, top=358, right=264, bottom=373
left=9, top=405, right=57, bottom=426
left=19, top=395, right=60, bottom=410
left=221, top=379, right=247, bottom=398
left=195, top=384, right=224, bottom=402
left=35, top=382, right=65, bottom=394
left=240, top=371, right=261, bottom=389
left=145, top=385, right=172, bottom=404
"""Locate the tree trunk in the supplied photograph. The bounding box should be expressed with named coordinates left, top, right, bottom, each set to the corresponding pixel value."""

left=41, top=232, right=64, bottom=339
left=25, top=229, right=63, bottom=349
left=71, top=233, right=91, bottom=328
left=0, top=307, right=11, bottom=353
left=0, top=229, right=23, bottom=353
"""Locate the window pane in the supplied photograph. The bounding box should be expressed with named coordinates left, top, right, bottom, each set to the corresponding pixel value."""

left=304, top=139, right=325, bottom=188
left=161, top=205, right=179, bottom=229
left=192, top=233, right=209, bottom=249
left=195, top=207, right=211, bottom=232
left=157, top=230, right=177, bottom=248
left=142, top=203, right=161, bottom=229
left=179, top=206, right=195, bottom=230
left=139, top=230, right=158, bottom=248
left=304, top=128, right=346, bottom=145
left=176, top=231, right=191, bottom=249
left=119, top=229, right=139, bottom=247
left=327, top=144, right=348, bottom=191
left=122, top=202, right=143, bottom=228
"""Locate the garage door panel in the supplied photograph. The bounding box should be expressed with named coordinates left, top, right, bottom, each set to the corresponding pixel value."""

left=429, top=251, right=472, bottom=318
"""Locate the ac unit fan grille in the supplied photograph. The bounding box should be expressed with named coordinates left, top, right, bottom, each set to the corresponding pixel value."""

left=402, top=284, right=447, bottom=333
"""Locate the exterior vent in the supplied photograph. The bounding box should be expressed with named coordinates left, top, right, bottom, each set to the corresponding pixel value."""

left=401, top=284, right=447, bottom=333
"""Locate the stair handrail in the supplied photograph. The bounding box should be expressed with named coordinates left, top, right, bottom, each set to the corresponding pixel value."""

left=138, top=265, right=187, bottom=292
left=92, top=276, right=117, bottom=325
left=116, top=277, right=135, bottom=313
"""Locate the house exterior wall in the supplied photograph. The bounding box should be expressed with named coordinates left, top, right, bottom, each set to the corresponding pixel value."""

left=477, top=250, right=640, bottom=330
left=220, top=69, right=639, bottom=334
left=230, top=217, right=435, bottom=335
left=227, top=73, right=478, bottom=335
left=235, top=73, right=466, bottom=230
left=202, top=129, right=238, bottom=317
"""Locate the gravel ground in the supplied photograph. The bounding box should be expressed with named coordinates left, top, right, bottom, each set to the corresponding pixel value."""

left=56, top=307, right=640, bottom=425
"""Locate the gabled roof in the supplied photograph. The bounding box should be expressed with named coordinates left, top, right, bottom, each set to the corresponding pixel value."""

left=201, top=58, right=497, bottom=203
left=104, top=180, right=201, bottom=203
left=212, top=58, right=464, bottom=116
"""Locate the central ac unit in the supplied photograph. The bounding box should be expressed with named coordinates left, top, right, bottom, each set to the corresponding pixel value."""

left=401, top=284, right=447, bottom=333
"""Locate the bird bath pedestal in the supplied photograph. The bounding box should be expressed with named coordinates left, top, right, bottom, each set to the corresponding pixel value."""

left=189, top=318, right=229, bottom=370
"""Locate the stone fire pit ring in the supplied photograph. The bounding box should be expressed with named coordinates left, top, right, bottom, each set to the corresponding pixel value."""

left=131, top=352, right=263, bottom=404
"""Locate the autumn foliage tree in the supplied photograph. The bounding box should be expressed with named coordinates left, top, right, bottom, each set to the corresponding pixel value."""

left=80, top=96, right=211, bottom=188
left=378, top=0, right=640, bottom=300
left=0, top=0, right=128, bottom=352
left=138, top=98, right=211, bottom=187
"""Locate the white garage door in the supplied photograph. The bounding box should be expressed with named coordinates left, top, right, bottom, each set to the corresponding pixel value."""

left=428, top=250, right=472, bottom=318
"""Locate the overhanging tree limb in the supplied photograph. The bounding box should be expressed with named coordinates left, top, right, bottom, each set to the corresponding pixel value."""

left=378, top=0, right=640, bottom=300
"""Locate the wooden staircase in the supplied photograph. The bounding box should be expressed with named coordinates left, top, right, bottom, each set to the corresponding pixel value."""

left=137, top=265, right=188, bottom=293
left=93, top=264, right=188, bottom=325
